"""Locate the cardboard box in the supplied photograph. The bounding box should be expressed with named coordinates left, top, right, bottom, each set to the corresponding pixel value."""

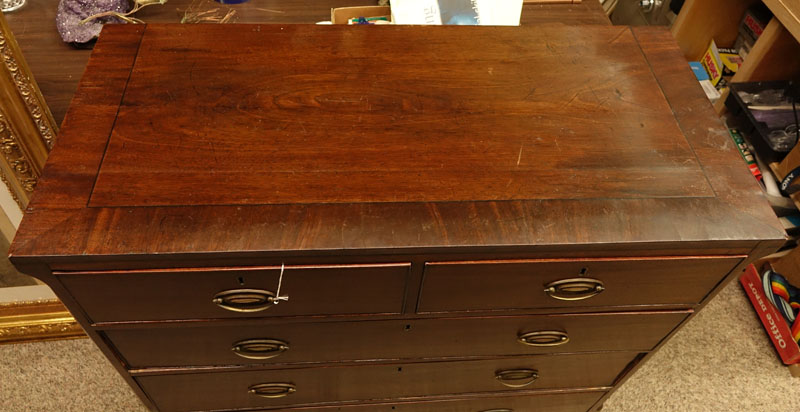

left=740, top=264, right=800, bottom=365
left=701, top=40, right=724, bottom=87
left=735, top=4, right=772, bottom=58
left=331, top=6, right=391, bottom=24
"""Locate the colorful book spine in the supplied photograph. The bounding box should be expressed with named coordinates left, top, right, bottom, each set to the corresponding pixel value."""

left=729, top=128, right=762, bottom=182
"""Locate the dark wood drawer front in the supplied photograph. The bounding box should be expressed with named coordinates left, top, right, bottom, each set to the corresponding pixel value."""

left=419, top=257, right=741, bottom=313
left=137, top=352, right=634, bottom=412
left=249, top=391, right=605, bottom=411
left=58, top=263, right=409, bottom=322
left=111, top=312, right=686, bottom=368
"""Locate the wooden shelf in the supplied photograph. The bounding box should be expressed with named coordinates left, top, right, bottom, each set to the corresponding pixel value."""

left=713, top=15, right=800, bottom=113
left=671, top=0, right=759, bottom=61
left=673, top=0, right=800, bottom=114
left=763, top=0, right=800, bottom=43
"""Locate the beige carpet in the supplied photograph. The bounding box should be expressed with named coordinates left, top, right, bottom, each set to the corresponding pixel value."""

left=1, top=280, right=798, bottom=412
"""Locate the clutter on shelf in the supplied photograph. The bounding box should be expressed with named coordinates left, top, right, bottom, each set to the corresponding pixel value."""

left=727, top=81, right=800, bottom=162
left=688, top=3, right=772, bottom=103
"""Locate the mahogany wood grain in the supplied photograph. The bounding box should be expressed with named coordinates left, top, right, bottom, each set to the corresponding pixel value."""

left=8, top=25, right=784, bottom=261
left=3, top=0, right=608, bottom=127
left=239, top=390, right=605, bottom=412
left=418, top=256, right=742, bottom=312
left=107, top=311, right=688, bottom=369
left=88, top=25, right=709, bottom=207
left=5, top=23, right=786, bottom=412
left=136, top=351, right=636, bottom=411
left=56, top=263, right=410, bottom=322
left=583, top=26, right=791, bottom=412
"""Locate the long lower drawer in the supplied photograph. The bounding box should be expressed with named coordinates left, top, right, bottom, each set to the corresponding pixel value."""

left=248, top=391, right=606, bottom=411
left=136, top=352, right=636, bottom=412
left=110, top=311, right=687, bottom=368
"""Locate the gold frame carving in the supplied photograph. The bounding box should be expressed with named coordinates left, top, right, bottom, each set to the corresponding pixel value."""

left=0, top=11, right=56, bottom=209
left=0, top=11, right=72, bottom=344
left=0, top=299, right=84, bottom=344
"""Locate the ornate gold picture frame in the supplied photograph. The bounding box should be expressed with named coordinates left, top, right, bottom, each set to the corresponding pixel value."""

left=0, top=11, right=82, bottom=344
left=0, top=10, right=54, bottom=208
left=0, top=297, right=83, bottom=344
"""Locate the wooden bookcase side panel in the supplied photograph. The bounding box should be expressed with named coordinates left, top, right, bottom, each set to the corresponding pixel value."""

left=763, top=0, right=800, bottom=44
left=671, top=0, right=760, bottom=61
left=712, top=16, right=800, bottom=113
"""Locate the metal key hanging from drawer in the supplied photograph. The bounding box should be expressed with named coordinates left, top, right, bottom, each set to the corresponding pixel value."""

left=272, top=263, right=290, bottom=305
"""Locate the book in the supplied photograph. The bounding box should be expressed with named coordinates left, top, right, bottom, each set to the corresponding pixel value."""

left=391, top=0, right=523, bottom=26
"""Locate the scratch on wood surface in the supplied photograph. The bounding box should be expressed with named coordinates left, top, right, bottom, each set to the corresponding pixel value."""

left=254, top=8, right=285, bottom=13
left=607, top=28, right=627, bottom=45
left=516, top=145, right=523, bottom=167
left=564, top=93, right=578, bottom=108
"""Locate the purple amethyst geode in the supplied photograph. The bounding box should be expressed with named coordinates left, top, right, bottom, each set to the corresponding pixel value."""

left=56, top=0, right=130, bottom=44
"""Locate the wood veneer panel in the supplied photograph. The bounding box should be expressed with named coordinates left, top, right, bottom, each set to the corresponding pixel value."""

left=4, top=1, right=607, bottom=127
left=108, top=311, right=688, bottom=369
left=88, top=25, right=710, bottom=207
left=9, top=25, right=784, bottom=260
left=418, top=256, right=742, bottom=312
left=246, top=390, right=606, bottom=411
left=57, top=263, right=410, bottom=322
left=136, top=352, right=636, bottom=411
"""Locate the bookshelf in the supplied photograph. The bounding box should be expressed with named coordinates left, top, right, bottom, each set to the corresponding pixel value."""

left=672, top=0, right=800, bottom=114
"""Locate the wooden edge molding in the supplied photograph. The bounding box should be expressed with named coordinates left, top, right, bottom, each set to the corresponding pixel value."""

left=0, top=298, right=84, bottom=344
left=0, top=11, right=57, bottom=209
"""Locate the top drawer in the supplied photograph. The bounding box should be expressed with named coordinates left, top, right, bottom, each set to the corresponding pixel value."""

left=418, top=256, right=741, bottom=313
left=58, top=263, right=410, bottom=323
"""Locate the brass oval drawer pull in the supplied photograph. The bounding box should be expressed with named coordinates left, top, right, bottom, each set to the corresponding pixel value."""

left=212, top=289, right=276, bottom=312
left=232, top=338, right=289, bottom=360
left=248, top=383, right=296, bottom=398
left=495, top=368, right=538, bottom=388
left=518, top=330, right=569, bottom=347
left=544, top=278, right=604, bottom=301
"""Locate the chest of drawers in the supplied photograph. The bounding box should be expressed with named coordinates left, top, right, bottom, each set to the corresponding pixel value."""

left=10, top=24, right=785, bottom=412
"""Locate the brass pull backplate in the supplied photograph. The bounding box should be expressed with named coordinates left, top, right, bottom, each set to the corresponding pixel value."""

left=232, top=338, right=289, bottom=360
left=212, top=289, right=276, bottom=312
left=518, top=330, right=570, bottom=347
left=544, top=278, right=604, bottom=301
left=495, top=368, right=539, bottom=388
left=248, top=382, right=296, bottom=398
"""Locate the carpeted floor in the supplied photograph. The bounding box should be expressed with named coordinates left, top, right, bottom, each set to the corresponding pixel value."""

left=1, top=280, right=798, bottom=412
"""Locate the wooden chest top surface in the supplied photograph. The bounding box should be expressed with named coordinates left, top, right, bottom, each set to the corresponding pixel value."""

left=10, top=24, right=784, bottom=260
left=92, top=24, right=707, bottom=207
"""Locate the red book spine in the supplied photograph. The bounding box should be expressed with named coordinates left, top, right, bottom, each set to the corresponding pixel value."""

left=740, top=264, right=800, bottom=365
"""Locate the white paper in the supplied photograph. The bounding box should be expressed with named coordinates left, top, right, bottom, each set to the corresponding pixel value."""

left=392, top=0, right=522, bottom=26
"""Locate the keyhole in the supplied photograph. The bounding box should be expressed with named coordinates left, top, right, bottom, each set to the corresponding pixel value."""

left=579, top=267, right=588, bottom=276
left=238, top=277, right=245, bottom=285
left=404, top=324, right=412, bottom=331
left=397, top=367, right=402, bottom=372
